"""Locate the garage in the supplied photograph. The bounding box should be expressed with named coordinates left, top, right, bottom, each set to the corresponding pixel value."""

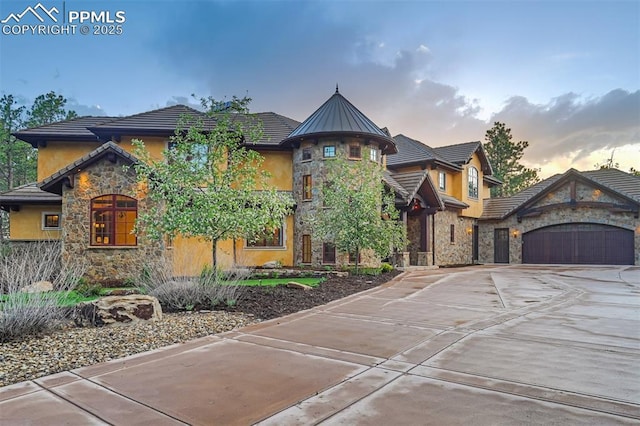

left=522, top=223, right=634, bottom=265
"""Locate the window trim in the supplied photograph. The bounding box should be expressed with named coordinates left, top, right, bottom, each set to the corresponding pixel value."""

left=323, top=145, right=336, bottom=158
left=369, top=148, right=378, bottom=162
left=41, top=212, right=61, bottom=230
left=348, top=144, right=361, bottom=159
left=302, top=148, right=312, bottom=161
left=303, top=174, right=312, bottom=200
left=322, top=242, right=336, bottom=264
left=246, top=224, right=285, bottom=249
left=90, top=194, right=138, bottom=247
left=468, top=166, right=479, bottom=199
left=302, top=234, right=312, bottom=263
left=438, top=171, right=446, bottom=191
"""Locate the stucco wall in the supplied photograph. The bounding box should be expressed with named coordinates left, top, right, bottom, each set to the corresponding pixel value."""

left=9, top=205, right=61, bottom=241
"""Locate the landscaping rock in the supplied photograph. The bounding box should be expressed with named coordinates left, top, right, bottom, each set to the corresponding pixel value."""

left=286, top=281, right=313, bottom=291
left=262, top=261, right=280, bottom=269
left=20, top=280, right=53, bottom=293
left=73, top=295, right=162, bottom=327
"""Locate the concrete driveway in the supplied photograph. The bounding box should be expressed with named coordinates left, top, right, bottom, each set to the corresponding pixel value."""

left=2, top=265, right=639, bottom=425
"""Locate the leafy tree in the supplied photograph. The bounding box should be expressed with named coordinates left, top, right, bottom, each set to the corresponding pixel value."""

left=132, top=96, right=293, bottom=268
left=484, top=122, right=540, bottom=197
left=313, top=151, right=406, bottom=272
left=25, top=91, right=77, bottom=128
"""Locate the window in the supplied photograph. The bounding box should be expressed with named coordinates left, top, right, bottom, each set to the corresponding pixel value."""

left=323, top=145, right=336, bottom=158
left=302, top=148, right=312, bottom=161
left=323, top=243, right=336, bottom=264
left=438, top=171, right=446, bottom=191
left=248, top=227, right=283, bottom=247
left=302, top=234, right=312, bottom=263
left=349, top=145, right=361, bottom=159
left=370, top=148, right=378, bottom=162
left=91, top=194, right=137, bottom=246
left=42, top=212, right=61, bottom=230
left=168, top=141, right=208, bottom=167
left=303, top=174, right=312, bottom=200
left=349, top=251, right=361, bottom=264
left=468, top=166, right=479, bottom=198
left=450, top=224, right=455, bottom=243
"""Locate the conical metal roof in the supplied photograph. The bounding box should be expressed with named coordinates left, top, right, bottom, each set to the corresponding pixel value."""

left=282, top=87, right=397, bottom=154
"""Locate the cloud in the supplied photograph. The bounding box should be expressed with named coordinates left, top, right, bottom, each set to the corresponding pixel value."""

left=490, top=89, right=640, bottom=165
left=146, top=2, right=637, bottom=177
left=66, top=99, right=108, bottom=117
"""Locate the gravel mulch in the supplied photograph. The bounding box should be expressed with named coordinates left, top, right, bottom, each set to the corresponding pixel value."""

left=0, top=271, right=400, bottom=387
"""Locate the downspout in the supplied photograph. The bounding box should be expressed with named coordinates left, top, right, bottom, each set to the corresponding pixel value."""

left=432, top=213, right=436, bottom=266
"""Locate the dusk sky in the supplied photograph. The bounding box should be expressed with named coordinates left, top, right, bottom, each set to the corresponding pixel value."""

left=1, top=0, right=638, bottom=177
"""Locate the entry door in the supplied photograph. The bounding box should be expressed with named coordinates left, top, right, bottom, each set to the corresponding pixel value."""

left=494, top=228, right=510, bottom=263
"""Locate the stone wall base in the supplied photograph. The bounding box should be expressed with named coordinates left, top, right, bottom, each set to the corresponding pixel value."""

left=417, top=251, right=433, bottom=266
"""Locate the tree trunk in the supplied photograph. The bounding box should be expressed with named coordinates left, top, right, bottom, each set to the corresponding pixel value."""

left=355, top=247, right=360, bottom=275
left=212, top=238, right=218, bottom=271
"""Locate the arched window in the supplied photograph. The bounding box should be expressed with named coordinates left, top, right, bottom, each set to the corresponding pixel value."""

left=468, top=167, right=479, bottom=198
left=91, top=195, right=137, bottom=246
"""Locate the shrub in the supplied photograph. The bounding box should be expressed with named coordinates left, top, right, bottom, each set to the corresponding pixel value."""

left=137, top=256, right=249, bottom=312
left=0, top=241, right=87, bottom=342
left=380, top=263, right=394, bottom=273
left=74, top=279, right=103, bottom=297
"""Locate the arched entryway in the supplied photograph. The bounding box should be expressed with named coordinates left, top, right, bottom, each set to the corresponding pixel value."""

left=522, top=223, right=634, bottom=265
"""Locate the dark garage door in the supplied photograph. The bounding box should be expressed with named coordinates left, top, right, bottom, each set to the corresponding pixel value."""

left=523, top=223, right=634, bottom=265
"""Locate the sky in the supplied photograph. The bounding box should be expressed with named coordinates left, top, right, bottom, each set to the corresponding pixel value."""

left=0, top=0, right=638, bottom=178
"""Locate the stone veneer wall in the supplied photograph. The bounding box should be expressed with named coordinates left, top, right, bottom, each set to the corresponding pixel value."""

left=433, top=209, right=475, bottom=266
left=61, top=158, right=166, bottom=281
left=292, top=137, right=382, bottom=268
left=478, top=208, right=639, bottom=265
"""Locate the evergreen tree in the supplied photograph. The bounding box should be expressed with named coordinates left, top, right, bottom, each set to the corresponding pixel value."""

left=484, top=122, right=539, bottom=197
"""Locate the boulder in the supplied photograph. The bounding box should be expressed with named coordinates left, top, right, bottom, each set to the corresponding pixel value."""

left=20, top=280, right=53, bottom=293
left=262, top=261, right=280, bottom=269
left=73, top=295, right=162, bottom=327
left=286, top=281, right=313, bottom=291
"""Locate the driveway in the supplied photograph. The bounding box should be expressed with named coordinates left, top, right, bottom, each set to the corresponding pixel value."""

left=2, top=265, right=639, bottom=425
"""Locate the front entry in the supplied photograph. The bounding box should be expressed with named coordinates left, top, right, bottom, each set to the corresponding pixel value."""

left=494, top=228, right=510, bottom=263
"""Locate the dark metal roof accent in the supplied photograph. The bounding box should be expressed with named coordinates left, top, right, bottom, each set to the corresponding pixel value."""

left=480, top=168, right=640, bottom=220
left=433, top=141, right=493, bottom=175
left=387, top=169, right=444, bottom=210
left=281, top=90, right=397, bottom=154
left=13, top=116, right=117, bottom=147
left=39, top=142, right=139, bottom=195
left=0, top=183, right=61, bottom=211
left=387, top=134, right=459, bottom=169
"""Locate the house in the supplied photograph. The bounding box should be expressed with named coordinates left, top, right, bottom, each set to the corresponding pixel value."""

left=1, top=89, right=638, bottom=281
